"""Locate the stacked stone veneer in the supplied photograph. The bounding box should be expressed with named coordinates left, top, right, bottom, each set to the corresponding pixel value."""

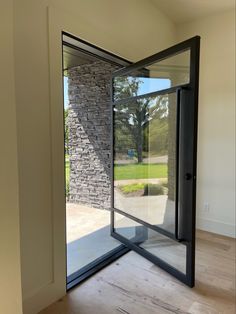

left=67, top=60, right=118, bottom=209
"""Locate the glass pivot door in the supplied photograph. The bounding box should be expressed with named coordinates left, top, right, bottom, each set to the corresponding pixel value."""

left=111, top=36, right=200, bottom=287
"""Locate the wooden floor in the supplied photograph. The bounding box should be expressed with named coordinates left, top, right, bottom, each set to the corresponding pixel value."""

left=40, top=230, right=236, bottom=314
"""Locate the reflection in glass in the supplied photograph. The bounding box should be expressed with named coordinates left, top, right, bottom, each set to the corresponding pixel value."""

left=113, top=91, right=177, bottom=234
left=113, top=49, right=190, bottom=101
left=114, top=213, right=186, bottom=274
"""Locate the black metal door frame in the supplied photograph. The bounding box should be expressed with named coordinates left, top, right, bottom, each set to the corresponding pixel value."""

left=111, top=36, right=200, bottom=287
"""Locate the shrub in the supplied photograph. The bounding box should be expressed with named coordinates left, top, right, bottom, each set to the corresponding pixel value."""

left=119, top=183, right=145, bottom=194
left=161, top=181, right=168, bottom=189
left=143, top=183, right=164, bottom=196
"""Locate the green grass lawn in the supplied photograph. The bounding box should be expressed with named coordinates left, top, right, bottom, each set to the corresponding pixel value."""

left=114, top=163, right=167, bottom=180
left=65, top=161, right=167, bottom=195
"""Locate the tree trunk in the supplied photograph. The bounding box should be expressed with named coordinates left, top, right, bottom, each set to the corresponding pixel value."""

left=137, top=143, right=143, bottom=163
left=136, top=119, right=143, bottom=163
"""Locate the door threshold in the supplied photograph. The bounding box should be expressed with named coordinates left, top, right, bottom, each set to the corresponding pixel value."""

left=67, top=245, right=129, bottom=290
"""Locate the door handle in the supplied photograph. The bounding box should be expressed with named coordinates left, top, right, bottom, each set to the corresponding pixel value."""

left=185, top=173, right=192, bottom=180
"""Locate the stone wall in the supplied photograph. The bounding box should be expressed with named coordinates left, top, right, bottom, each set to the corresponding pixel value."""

left=67, top=60, right=118, bottom=209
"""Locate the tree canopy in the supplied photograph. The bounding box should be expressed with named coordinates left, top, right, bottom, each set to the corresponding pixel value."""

left=114, top=76, right=169, bottom=162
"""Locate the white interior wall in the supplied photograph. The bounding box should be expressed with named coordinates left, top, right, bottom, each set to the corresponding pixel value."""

left=13, top=1, right=176, bottom=313
left=0, top=1, right=23, bottom=314
left=177, top=10, right=235, bottom=237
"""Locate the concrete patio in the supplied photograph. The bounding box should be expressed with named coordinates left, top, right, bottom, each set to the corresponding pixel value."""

left=66, top=203, right=120, bottom=276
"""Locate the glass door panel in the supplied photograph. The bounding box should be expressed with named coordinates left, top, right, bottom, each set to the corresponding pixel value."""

left=113, top=92, right=178, bottom=236
left=111, top=36, right=200, bottom=287
left=114, top=212, right=187, bottom=274
left=113, top=49, right=191, bottom=101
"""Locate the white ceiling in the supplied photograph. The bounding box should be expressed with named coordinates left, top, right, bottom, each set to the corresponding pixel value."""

left=152, top=0, right=235, bottom=23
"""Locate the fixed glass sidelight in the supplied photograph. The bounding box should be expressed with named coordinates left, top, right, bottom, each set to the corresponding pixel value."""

left=111, top=37, right=200, bottom=287
left=63, top=32, right=132, bottom=290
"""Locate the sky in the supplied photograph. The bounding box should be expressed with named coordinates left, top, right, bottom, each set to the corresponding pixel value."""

left=64, top=76, right=69, bottom=108
left=139, top=77, right=170, bottom=95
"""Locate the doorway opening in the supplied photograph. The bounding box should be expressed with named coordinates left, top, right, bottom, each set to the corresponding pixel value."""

left=63, top=34, right=200, bottom=289
left=62, top=33, right=130, bottom=289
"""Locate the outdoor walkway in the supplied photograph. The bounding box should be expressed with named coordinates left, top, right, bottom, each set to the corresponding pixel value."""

left=114, top=178, right=166, bottom=186
left=115, top=155, right=168, bottom=164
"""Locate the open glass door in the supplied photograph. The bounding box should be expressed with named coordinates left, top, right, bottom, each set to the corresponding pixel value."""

left=111, top=36, right=200, bottom=287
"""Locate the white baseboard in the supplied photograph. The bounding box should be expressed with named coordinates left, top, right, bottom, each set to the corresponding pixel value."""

left=197, top=217, right=236, bottom=238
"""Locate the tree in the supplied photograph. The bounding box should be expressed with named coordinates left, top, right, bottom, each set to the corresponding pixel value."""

left=114, top=76, right=168, bottom=163
left=148, top=117, right=168, bottom=155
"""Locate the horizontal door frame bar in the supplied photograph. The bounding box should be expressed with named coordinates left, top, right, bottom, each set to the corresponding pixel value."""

left=112, top=36, right=200, bottom=77
left=111, top=231, right=190, bottom=286
left=62, top=31, right=132, bottom=68
left=112, top=84, right=189, bottom=105
left=113, top=207, right=187, bottom=244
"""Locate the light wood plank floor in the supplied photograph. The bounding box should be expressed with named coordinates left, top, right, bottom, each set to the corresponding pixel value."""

left=40, top=230, right=236, bottom=314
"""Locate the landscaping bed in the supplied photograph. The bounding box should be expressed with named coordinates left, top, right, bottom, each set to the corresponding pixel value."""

left=118, top=182, right=168, bottom=197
